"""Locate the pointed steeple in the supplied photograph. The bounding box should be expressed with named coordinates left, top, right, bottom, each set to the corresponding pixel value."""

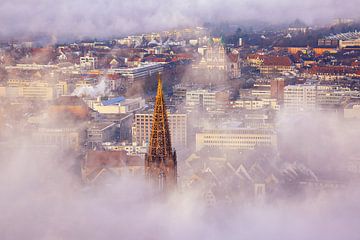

left=145, top=74, right=177, bottom=192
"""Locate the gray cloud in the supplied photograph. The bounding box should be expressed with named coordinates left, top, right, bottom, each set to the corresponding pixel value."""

left=0, top=0, right=358, bottom=40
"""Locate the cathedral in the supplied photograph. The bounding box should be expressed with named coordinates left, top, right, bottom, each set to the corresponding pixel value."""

left=145, top=75, right=177, bottom=192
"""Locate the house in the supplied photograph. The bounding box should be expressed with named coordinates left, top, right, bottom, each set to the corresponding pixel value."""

left=82, top=150, right=144, bottom=183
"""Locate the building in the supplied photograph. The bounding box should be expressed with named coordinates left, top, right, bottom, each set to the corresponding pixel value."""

left=195, top=128, right=277, bottom=151
left=102, top=143, right=148, bottom=156
left=0, top=81, right=55, bottom=100
left=91, top=96, right=145, bottom=114
left=259, top=56, right=293, bottom=75
left=284, top=83, right=356, bottom=112
left=194, top=38, right=241, bottom=79
left=344, top=103, right=360, bottom=120
left=247, top=55, right=294, bottom=75
left=250, top=87, right=271, bottom=99
left=306, top=65, right=360, bottom=80
left=108, top=62, right=164, bottom=81
left=319, top=31, right=360, bottom=49
left=56, top=81, right=69, bottom=96
left=317, top=39, right=339, bottom=47
left=133, top=112, right=187, bottom=148
left=5, top=63, right=58, bottom=71
left=232, top=98, right=279, bottom=110
left=316, top=85, right=353, bottom=108
left=145, top=77, right=177, bottom=192
left=86, top=122, right=117, bottom=149
left=243, top=114, right=276, bottom=129
left=48, top=96, right=90, bottom=121
left=185, top=89, right=230, bottom=111
left=333, top=18, right=354, bottom=25
left=284, top=84, right=317, bottom=112
left=32, top=126, right=86, bottom=151
left=339, top=39, right=360, bottom=50
left=270, top=78, right=285, bottom=101
left=80, top=55, right=98, bottom=70
left=82, top=150, right=144, bottom=183
left=197, top=38, right=227, bottom=71
left=172, top=84, right=187, bottom=102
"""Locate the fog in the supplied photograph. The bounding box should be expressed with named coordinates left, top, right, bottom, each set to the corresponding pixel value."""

left=0, top=0, right=358, bottom=40
left=277, top=111, right=360, bottom=172
left=72, top=78, right=110, bottom=98
left=1, top=110, right=360, bottom=240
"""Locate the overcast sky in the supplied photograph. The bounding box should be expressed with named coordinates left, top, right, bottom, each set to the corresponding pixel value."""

left=0, top=0, right=358, bottom=40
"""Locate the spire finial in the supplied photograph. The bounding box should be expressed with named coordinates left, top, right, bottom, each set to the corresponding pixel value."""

left=157, top=73, right=163, bottom=97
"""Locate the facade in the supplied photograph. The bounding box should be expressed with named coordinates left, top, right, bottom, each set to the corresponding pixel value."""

left=80, top=55, right=98, bottom=70
left=339, top=39, right=360, bottom=49
left=247, top=55, right=294, bottom=75
left=49, top=96, right=90, bottom=120
left=102, top=143, right=148, bottom=156
left=32, top=127, right=85, bottom=151
left=250, top=87, right=271, bottom=99
left=316, top=85, right=352, bottom=107
left=195, top=128, right=277, bottom=151
left=186, top=89, right=216, bottom=110
left=172, top=84, right=187, bottom=102
left=284, top=84, right=317, bottom=112
left=86, top=122, right=117, bottom=149
left=0, top=81, right=55, bottom=100
left=344, top=104, right=360, bottom=119
left=195, top=38, right=227, bottom=71
left=145, top=77, right=177, bottom=192
left=82, top=150, right=144, bottom=183
left=134, top=112, right=187, bottom=148
left=232, top=98, right=279, bottom=110
left=108, top=62, right=164, bottom=81
left=270, top=78, right=285, bottom=101
left=284, top=84, right=356, bottom=112
left=306, top=65, right=360, bottom=80
left=194, top=38, right=241, bottom=79
left=318, top=39, right=339, bottom=47
left=92, top=97, right=145, bottom=114
left=259, top=56, right=293, bottom=75
left=185, top=89, right=230, bottom=111
left=56, top=81, right=69, bottom=96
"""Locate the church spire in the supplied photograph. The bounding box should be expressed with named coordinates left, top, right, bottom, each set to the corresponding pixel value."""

left=145, top=74, right=177, bottom=192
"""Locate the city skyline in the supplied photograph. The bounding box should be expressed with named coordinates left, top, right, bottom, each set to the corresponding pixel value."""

left=1, top=2, right=360, bottom=239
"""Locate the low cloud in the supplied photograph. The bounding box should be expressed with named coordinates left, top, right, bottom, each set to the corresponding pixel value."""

left=1, top=111, right=360, bottom=239
left=0, top=0, right=358, bottom=40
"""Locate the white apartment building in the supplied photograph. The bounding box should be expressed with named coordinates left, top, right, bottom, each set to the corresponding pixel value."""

left=196, top=128, right=277, bottom=151
left=284, top=84, right=317, bottom=111
left=284, top=84, right=358, bottom=112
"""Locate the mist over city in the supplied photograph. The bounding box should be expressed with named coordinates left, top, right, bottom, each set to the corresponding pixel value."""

left=0, top=0, right=359, bottom=40
left=1, top=0, right=360, bottom=239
